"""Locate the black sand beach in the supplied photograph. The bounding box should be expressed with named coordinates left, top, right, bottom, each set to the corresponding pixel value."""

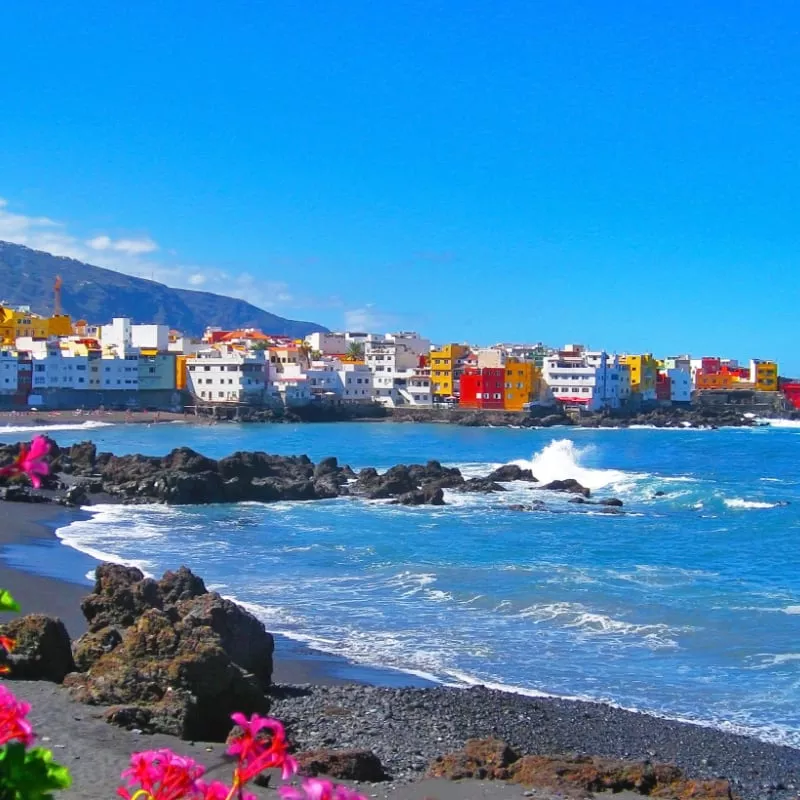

left=2, top=502, right=800, bottom=800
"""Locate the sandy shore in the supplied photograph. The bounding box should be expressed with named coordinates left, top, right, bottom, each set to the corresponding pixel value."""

left=2, top=502, right=800, bottom=799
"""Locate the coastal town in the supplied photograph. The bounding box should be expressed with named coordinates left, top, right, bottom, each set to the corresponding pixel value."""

left=0, top=295, right=791, bottom=415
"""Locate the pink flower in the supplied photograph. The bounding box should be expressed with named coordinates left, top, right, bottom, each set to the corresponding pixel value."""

left=227, top=712, right=298, bottom=786
left=0, top=436, right=51, bottom=489
left=196, top=779, right=257, bottom=800
left=117, top=748, right=205, bottom=800
left=0, top=683, right=35, bottom=747
left=279, top=778, right=368, bottom=800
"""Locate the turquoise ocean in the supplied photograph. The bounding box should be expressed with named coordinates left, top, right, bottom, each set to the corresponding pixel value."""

left=3, top=419, right=800, bottom=747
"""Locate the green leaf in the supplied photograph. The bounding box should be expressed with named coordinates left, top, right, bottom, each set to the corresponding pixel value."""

left=0, top=743, right=72, bottom=798
left=0, top=590, right=20, bottom=613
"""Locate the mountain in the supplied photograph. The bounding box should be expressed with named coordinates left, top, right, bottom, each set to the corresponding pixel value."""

left=0, top=241, right=329, bottom=338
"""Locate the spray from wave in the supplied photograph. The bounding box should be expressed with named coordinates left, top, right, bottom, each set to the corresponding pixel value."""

left=0, top=420, right=114, bottom=436
left=513, top=439, right=641, bottom=491
left=724, top=498, right=780, bottom=510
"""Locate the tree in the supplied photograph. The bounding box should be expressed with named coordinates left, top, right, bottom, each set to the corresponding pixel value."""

left=346, top=342, right=365, bottom=360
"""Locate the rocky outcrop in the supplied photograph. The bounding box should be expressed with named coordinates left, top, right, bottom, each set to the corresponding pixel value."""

left=0, top=614, right=74, bottom=682
left=295, top=749, right=389, bottom=782
left=486, top=465, right=536, bottom=482
left=427, top=737, right=519, bottom=780
left=428, top=740, right=737, bottom=799
left=539, top=478, right=591, bottom=497
left=67, top=563, right=274, bottom=740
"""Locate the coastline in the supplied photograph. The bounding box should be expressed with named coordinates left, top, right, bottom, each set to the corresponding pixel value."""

left=2, top=503, right=800, bottom=797
left=0, top=502, right=433, bottom=688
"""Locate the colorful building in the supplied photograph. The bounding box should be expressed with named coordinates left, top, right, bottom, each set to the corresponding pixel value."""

left=750, top=359, right=778, bottom=392
left=429, top=343, right=469, bottom=400
left=503, top=358, right=542, bottom=411
left=620, top=354, right=659, bottom=401
left=459, top=368, right=505, bottom=410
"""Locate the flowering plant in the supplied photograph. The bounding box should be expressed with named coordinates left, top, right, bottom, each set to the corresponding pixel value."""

left=0, top=591, right=72, bottom=799
left=0, top=436, right=51, bottom=489
left=117, top=712, right=367, bottom=800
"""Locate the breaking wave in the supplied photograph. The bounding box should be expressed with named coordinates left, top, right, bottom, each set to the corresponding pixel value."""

left=0, top=420, right=114, bottom=436
left=724, top=498, right=781, bottom=510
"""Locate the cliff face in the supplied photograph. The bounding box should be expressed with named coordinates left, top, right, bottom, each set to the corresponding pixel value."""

left=0, top=241, right=329, bottom=337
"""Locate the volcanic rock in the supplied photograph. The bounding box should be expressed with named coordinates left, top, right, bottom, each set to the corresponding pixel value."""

left=0, top=614, right=74, bottom=682
left=296, top=749, right=389, bottom=782
left=539, top=478, right=591, bottom=497
left=457, top=478, right=507, bottom=493
left=427, top=738, right=520, bottom=780
left=486, top=464, right=537, bottom=482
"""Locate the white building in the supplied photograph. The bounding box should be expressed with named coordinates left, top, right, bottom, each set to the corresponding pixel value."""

left=98, top=353, right=139, bottom=390
left=101, top=318, right=169, bottom=354
left=336, top=362, right=375, bottom=402
left=0, top=349, right=19, bottom=393
left=667, top=368, right=691, bottom=403
left=186, top=347, right=268, bottom=403
left=542, top=346, right=627, bottom=411
left=475, top=348, right=506, bottom=369
left=131, top=324, right=169, bottom=352
left=305, top=331, right=372, bottom=355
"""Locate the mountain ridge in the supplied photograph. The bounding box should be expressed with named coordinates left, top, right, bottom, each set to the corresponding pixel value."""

left=0, top=240, right=329, bottom=338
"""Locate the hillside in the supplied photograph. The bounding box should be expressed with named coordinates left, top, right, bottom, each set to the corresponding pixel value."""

left=0, top=241, right=329, bottom=338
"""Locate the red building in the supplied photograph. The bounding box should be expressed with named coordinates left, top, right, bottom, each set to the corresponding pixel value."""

left=459, top=368, right=505, bottom=410
left=656, top=372, right=671, bottom=402
left=782, top=382, right=800, bottom=410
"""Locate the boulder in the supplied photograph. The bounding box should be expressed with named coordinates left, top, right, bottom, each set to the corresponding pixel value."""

left=63, top=483, right=89, bottom=507
left=599, top=497, right=624, bottom=507
left=0, top=614, right=74, bottom=682
left=66, top=441, right=97, bottom=476
left=65, top=607, right=268, bottom=741
left=159, top=566, right=208, bottom=605
left=313, top=457, right=339, bottom=479
left=80, top=564, right=163, bottom=632
left=486, top=465, right=536, bottom=482
left=457, top=478, right=507, bottom=493
left=427, top=738, right=520, bottom=780
left=72, top=626, right=124, bottom=672
left=296, top=749, right=389, bottom=782
left=176, top=592, right=274, bottom=690
left=539, top=479, right=591, bottom=498
left=391, top=487, right=446, bottom=506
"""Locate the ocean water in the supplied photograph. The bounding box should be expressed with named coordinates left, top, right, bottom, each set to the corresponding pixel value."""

left=4, top=419, right=800, bottom=747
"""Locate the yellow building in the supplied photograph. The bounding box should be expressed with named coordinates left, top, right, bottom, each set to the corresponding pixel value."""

left=620, top=353, right=659, bottom=400
left=0, top=305, right=73, bottom=343
left=751, top=359, right=778, bottom=391
left=504, top=358, right=542, bottom=411
left=430, top=343, right=469, bottom=399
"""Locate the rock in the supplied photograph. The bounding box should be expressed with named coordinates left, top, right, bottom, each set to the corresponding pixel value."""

left=0, top=614, right=74, bottom=682
left=0, top=486, right=49, bottom=503
left=427, top=738, right=520, bottom=780
left=457, top=478, right=506, bottom=493
left=569, top=496, right=587, bottom=504
left=67, top=441, right=97, bottom=476
left=391, top=487, right=446, bottom=506
left=599, top=498, right=624, bottom=507
left=654, top=491, right=666, bottom=497
left=65, top=607, right=268, bottom=741
left=314, top=457, right=339, bottom=479
left=296, top=749, right=389, bottom=782
left=539, top=479, right=591, bottom=498
left=64, top=483, right=89, bottom=507
left=506, top=502, right=545, bottom=512
left=355, top=465, right=418, bottom=499
left=80, top=563, right=163, bottom=632
left=508, top=755, right=734, bottom=799
left=486, top=465, right=536, bottom=482
left=158, top=566, right=208, bottom=605
left=72, top=626, right=124, bottom=672
left=176, top=592, right=274, bottom=690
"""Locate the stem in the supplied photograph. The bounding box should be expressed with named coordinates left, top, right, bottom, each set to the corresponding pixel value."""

left=224, top=772, right=240, bottom=800
left=129, top=791, right=154, bottom=800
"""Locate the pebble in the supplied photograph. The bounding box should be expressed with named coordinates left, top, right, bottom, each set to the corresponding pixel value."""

left=269, top=683, right=800, bottom=800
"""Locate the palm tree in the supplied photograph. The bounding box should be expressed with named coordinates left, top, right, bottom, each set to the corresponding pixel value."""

left=298, top=342, right=313, bottom=368
left=346, top=341, right=365, bottom=361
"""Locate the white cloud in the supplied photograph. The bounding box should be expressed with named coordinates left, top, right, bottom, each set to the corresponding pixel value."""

left=0, top=196, right=306, bottom=317
left=344, top=305, right=386, bottom=332
left=87, top=235, right=158, bottom=255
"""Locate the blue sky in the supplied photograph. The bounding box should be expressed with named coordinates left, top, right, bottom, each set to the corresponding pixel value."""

left=2, top=2, right=800, bottom=370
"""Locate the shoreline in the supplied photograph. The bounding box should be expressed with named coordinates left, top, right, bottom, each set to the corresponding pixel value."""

left=0, top=502, right=434, bottom=688
left=2, top=505, right=800, bottom=797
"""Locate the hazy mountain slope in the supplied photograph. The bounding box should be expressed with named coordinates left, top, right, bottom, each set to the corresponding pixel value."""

left=0, top=241, right=329, bottom=337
